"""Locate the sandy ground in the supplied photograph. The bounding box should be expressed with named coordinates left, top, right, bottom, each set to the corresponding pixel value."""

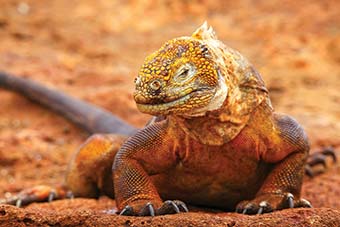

left=0, top=0, right=339, bottom=226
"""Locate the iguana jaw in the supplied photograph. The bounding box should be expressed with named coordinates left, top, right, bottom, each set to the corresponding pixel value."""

left=135, top=88, right=215, bottom=116
left=135, top=70, right=228, bottom=117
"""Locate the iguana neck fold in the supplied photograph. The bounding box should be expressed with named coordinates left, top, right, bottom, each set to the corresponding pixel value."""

left=167, top=23, right=273, bottom=145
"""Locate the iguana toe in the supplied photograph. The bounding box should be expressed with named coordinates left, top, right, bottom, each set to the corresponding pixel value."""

left=119, top=205, right=134, bottom=216
left=173, top=200, right=189, bottom=212
left=295, top=198, right=313, bottom=208
left=305, top=147, right=337, bottom=177
left=257, top=201, right=273, bottom=214
left=157, top=200, right=180, bottom=214
left=0, top=185, right=70, bottom=207
left=236, top=193, right=312, bottom=215
left=140, top=202, right=156, bottom=216
left=236, top=201, right=261, bottom=215
left=158, top=200, right=189, bottom=214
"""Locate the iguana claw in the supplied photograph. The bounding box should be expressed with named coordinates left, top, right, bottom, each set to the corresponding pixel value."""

left=158, top=200, right=188, bottom=214
left=257, top=201, right=272, bottom=214
left=119, top=200, right=188, bottom=216
left=236, top=193, right=312, bottom=215
left=48, top=190, right=57, bottom=202
left=286, top=193, right=294, bottom=208
left=0, top=185, right=70, bottom=207
left=305, top=147, right=337, bottom=177
left=174, top=200, right=189, bottom=212
left=119, top=205, right=134, bottom=216
left=140, top=202, right=156, bottom=216
left=158, top=200, right=180, bottom=214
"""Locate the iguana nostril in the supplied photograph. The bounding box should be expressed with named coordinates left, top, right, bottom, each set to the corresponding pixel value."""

left=134, top=77, right=142, bottom=87
left=149, top=79, right=162, bottom=91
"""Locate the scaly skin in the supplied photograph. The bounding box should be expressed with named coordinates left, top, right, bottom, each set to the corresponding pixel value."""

left=113, top=23, right=312, bottom=215
left=0, top=23, right=313, bottom=215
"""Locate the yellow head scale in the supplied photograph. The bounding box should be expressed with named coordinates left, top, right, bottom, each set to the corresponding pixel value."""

left=134, top=35, right=222, bottom=116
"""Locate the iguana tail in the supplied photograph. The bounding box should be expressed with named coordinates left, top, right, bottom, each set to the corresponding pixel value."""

left=0, top=71, right=137, bottom=136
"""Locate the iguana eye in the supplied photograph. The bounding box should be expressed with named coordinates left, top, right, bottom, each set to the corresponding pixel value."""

left=173, top=63, right=196, bottom=83
left=149, top=79, right=162, bottom=91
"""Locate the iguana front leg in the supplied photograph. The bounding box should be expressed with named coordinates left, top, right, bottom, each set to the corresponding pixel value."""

left=236, top=152, right=311, bottom=214
left=113, top=122, right=188, bottom=216
left=236, top=114, right=312, bottom=214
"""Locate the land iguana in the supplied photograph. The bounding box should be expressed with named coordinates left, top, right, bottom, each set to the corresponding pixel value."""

left=0, top=23, right=336, bottom=215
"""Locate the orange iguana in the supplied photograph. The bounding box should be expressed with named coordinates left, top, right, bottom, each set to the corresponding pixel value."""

left=0, top=23, right=336, bottom=216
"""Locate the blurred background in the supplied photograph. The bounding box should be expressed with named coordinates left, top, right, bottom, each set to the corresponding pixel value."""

left=0, top=0, right=339, bottom=208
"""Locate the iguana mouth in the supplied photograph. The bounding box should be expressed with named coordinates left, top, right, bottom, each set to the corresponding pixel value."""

left=135, top=89, right=213, bottom=115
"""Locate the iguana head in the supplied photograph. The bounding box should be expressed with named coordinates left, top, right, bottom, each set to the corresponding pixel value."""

left=134, top=22, right=269, bottom=121
left=134, top=30, right=226, bottom=117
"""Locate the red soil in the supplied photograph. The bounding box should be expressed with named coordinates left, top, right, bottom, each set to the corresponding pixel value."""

left=0, top=0, right=339, bottom=226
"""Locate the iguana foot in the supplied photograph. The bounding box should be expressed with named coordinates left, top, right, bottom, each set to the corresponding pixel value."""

left=305, top=147, right=337, bottom=177
left=0, top=185, right=72, bottom=207
left=235, top=193, right=312, bottom=215
left=119, top=200, right=188, bottom=216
